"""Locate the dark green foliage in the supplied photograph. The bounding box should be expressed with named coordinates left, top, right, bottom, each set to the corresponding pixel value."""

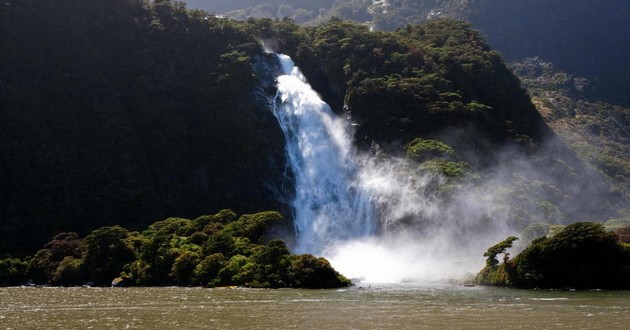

left=218, top=0, right=630, bottom=106
left=405, top=138, right=455, bottom=161
left=130, top=218, right=197, bottom=285
left=515, top=223, right=630, bottom=289
left=27, top=250, right=57, bottom=284
left=476, top=222, right=630, bottom=289
left=289, top=254, right=352, bottom=288
left=0, top=257, right=29, bottom=286
left=170, top=250, right=201, bottom=286
left=2, top=210, right=350, bottom=288
left=217, top=254, right=249, bottom=285
left=405, top=138, right=468, bottom=177
left=475, top=236, right=518, bottom=286
left=482, top=236, right=518, bottom=268
left=194, top=253, right=226, bottom=286
left=145, top=218, right=196, bottom=238
left=83, top=226, right=135, bottom=285
left=418, top=160, right=469, bottom=178
left=189, top=231, right=209, bottom=245
left=27, top=233, right=85, bottom=284
left=202, top=209, right=238, bottom=226
left=223, top=211, right=283, bottom=244
left=52, top=257, right=87, bottom=286
left=0, top=0, right=287, bottom=255
left=294, top=17, right=551, bottom=158
left=251, top=240, right=292, bottom=287
left=203, top=231, right=236, bottom=258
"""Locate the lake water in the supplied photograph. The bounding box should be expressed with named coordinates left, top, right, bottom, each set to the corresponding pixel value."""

left=1, top=284, right=628, bottom=329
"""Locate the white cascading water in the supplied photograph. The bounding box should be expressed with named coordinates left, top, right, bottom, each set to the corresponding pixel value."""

left=271, top=53, right=512, bottom=283
left=272, top=54, right=377, bottom=254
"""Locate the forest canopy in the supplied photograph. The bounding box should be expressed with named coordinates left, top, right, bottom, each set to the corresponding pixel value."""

left=0, top=210, right=351, bottom=288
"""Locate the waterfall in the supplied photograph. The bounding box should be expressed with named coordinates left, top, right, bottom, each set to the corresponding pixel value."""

left=269, top=53, right=513, bottom=283
left=271, top=54, right=377, bottom=254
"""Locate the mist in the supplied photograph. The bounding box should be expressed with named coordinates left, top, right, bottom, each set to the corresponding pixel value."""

left=324, top=138, right=616, bottom=283
left=269, top=52, right=620, bottom=284
left=323, top=148, right=516, bottom=283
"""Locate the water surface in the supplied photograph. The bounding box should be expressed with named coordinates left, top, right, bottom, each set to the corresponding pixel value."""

left=1, top=284, right=628, bottom=329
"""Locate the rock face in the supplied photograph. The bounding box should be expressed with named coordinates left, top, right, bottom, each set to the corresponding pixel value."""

left=111, top=277, right=129, bottom=287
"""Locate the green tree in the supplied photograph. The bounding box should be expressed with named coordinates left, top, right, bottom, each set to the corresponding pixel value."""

left=217, top=254, right=249, bottom=285
left=83, top=226, right=135, bottom=285
left=253, top=240, right=292, bottom=287
left=515, top=222, right=629, bottom=289
left=193, top=253, right=226, bottom=287
left=28, top=250, right=56, bottom=284
left=132, top=218, right=196, bottom=285
left=52, top=256, right=86, bottom=286
left=27, top=233, right=84, bottom=284
left=290, top=254, right=351, bottom=288
left=223, top=211, right=283, bottom=244
left=0, top=257, right=29, bottom=286
left=170, top=250, right=201, bottom=286
left=477, top=222, right=630, bottom=289
left=475, top=236, right=518, bottom=286
left=483, top=236, right=518, bottom=268
left=203, top=231, right=236, bottom=257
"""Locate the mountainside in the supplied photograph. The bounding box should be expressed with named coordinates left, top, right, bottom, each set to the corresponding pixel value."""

left=0, top=0, right=289, bottom=254
left=0, top=0, right=625, bottom=255
left=187, top=0, right=334, bottom=22
left=193, top=0, right=630, bottom=107
left=190, top=0, right=630, bottom=202
left=512, top=58, right=630, bottom=195
left=467, top=0, right=630, bottom=107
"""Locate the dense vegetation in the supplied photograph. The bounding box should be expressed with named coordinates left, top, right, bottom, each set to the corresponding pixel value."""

left=1, top=0, right=626, bottom=258
left=0, top=210, right=351, bottom=288
left=287, top=18, right=624, bottom=228
left=188, top=1, right=630, bottom=220
left=205, top=0, right=335, bottom=23
left=0, top=0, right=289, bottom=254
left=198, top=0, right=630, bottom=107
left=476, top=222, right=630, bottom=289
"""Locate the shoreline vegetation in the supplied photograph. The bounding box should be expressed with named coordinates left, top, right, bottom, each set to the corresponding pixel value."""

left=3, top=215, right=629, bottom=290
left=0, top=210, right=350, bottom=289
left=475, top=222, right=630, bottom=290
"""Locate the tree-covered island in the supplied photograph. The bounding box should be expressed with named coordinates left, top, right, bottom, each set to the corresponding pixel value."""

left=476, top=222, right=630, bottom=290
left=0, top=210, right=351, bottom=288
